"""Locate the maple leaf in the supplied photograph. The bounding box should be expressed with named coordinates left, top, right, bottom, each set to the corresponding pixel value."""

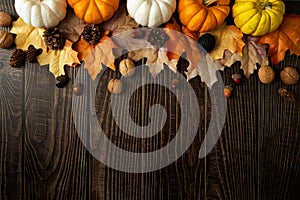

left=10, top=18, right=45, bottom=51
left=127, top=47, right=178, bottom=77
left=58, top=7, right=86, bottom=43
left=73, top=35, right=117, bottom=80
left=38, top=40, right=80, bottom=77
left=258, top=14, right=300, bottom=64
left=208, top=24, right=245, bottom=61
left=217, top=36, right=269, bottom=78
left=11, top=18, right=80, bottom=78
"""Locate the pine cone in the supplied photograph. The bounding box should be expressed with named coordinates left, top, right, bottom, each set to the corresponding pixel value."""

left=147, top=28, right=170, bottom=48
left=9, top=49, right=26, bottom=68
left=82, top=24, right=102, bottom=45
left=26, top=45, right=43, bottom=63
left=43, top=28, right=66, bottom=50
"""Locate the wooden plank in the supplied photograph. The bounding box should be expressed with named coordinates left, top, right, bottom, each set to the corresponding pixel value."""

left=23, top=64, right=87, bottom=199
left=0, top=1, right=23, bottom=199
left=205, top=64, right=259, bottom=199
left=89, top=65, right=207, bottom=199
left=0, top=50, right=23, bottom=200
left=258, top=52, right=300, bottom=200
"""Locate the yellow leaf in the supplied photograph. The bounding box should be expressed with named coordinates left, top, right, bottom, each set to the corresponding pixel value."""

left=10, top=18, right=45, bottom=51
left=208, top=24, right=245, bottom=60
left=38, top=40, right=80, bottom=77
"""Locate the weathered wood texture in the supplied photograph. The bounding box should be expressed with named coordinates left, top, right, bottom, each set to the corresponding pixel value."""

left=0, top=1, right=300, bottom=200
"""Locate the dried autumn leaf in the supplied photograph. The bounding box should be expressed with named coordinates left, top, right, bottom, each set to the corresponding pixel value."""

left=128, top=48, right=177, bottom=77
left=258, top=14, right=300, bottom=64
left=58, top=7, right=86, bottom=42
left=10, top=18, right=80, bottom=78
left=218, top=36, right=269, bottom=78
left=38, top=40, right=80, bottom=77
left=10, top=18, right=45, bottom=51
left=102, top=5, right=139, bottom=34
left=208, top=24, right=245, bottom=60
left=73, top=35, right=117, bottom=80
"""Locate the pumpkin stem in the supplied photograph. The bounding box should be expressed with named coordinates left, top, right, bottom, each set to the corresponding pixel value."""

left=259, top=2, right=272, bottom=10
left=203, top=0, right=218, bottom=7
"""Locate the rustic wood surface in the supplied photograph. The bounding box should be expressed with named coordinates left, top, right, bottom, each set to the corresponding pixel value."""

left=1, top=0, right=300, bottom=199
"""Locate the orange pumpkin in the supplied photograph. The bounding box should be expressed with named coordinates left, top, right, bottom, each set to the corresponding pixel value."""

left=178, top=0, right=230, bottom=33
left=68, top=0, right=120, bottom=24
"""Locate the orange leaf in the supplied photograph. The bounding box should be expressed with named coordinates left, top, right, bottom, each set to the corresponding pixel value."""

left=73, top=32, right=117, bottom=80
left=258, top=14, right=300, bottom=64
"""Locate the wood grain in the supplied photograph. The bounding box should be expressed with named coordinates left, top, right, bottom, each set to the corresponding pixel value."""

left=23, top=64, right=87, bottom=200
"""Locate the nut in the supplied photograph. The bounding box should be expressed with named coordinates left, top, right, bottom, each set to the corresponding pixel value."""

left=119, top=58, right=135, bottom=77
left=231, top=73, right=242, bottom=85
left=0, top=12, right=12, bottom=26
left=280, top=66, right=299, bottom=85
left=108, top=79, right=123, bottom=94
left=224, top=85, right=233, bottom=99
left=258, top=65, right=275, bottom=84
left=0, top=30, right=13, bottom=49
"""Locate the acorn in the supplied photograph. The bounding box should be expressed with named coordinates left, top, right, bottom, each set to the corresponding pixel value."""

left=131, top=29, right=145, bottom=39
left=258, top=65, right=275, bottom=84
left=119, top=58, right=135, bottom=77
left=280, top=66, right=299, bottom=85
left=72, top=83, right=83, bottom=96
left=231, top=73, right=242, bottom=85
left=55, top=75, right=69, bottom=88
left=198, top=33, right=216, bottom=52
left=0, top=12, right=12, bottom=26
left=224, top=86, right=233, bottom=99
left=0, top=30, right=14, bottom=49
left=171, top=79, right=180, bottom=88
left=108, top=79, right=123, bottom=94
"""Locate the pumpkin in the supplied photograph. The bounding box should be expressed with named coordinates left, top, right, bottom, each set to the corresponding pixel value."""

left=14, top=0, right=67, bottom=28
left=178, top=0, right=230, bottom=33
left=127, top=0, right=176, bottom=27
left=68, top=0, right=120, bottom=24
left=232, top=0, right=285, bottom=36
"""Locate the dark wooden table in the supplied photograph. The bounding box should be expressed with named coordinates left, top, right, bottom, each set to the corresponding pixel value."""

left=1, top=0, right=300, bottom=199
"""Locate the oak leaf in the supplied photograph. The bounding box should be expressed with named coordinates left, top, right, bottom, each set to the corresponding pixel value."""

left=216, top=36, right=269, bottom=78
left=258, top=14, right=300, bottom=64
left=208, top=24, right=245, bottom=60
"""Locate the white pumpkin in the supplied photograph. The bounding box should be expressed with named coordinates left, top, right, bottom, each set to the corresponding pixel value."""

left=127, top=0, right=176, bottom=27
left=15, top=0, right=67, bottom=28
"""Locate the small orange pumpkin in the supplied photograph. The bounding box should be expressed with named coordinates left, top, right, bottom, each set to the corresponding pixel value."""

left=178, top=0, right=230, bottom=33
left=68, top=0, right=120, bottom=24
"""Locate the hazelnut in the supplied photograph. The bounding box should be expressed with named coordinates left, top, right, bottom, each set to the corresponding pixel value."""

left=0, top=30, right=14, bottom=49
left=119, top=58, right=135, bottom=77
left=108, top=79, right=123, bottom=94
left=258, top=65, right=275, bottom=84
left=0, top=12, right=12, bottom=26
left=280, top=67, right=299, bottom=85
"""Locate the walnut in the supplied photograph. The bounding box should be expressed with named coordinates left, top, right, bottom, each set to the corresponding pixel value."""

left=108, top=79, right=123, bottom=94
left=258, top=65, right=275, bottom=84
left=0, top=30, right=13, bottom=49
left=280, top=67, right=299, bottom=85
left=0, top=12, right=12, bottom=26
left=119, top=58, right=135, bottom=77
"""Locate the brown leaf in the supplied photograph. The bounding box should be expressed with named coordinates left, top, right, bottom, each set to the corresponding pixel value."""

left=258, top=14, right=300, bottom=64
left=102, top=5, right=139, bottom=34
left=208, top=24, right=245, bottom=60
left=58, top=7, right=87, bottom=43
